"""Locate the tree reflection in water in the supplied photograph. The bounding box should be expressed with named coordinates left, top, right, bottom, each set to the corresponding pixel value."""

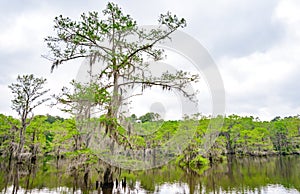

left=0, top=155, right=299, bottom=193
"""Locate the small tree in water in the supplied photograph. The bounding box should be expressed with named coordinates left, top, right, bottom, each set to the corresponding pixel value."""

left=44, top=2, right=199, bottom=188
left=8, top=74, right=50, bottom=162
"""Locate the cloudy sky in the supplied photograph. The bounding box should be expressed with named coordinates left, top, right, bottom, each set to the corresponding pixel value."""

left=1, top=0, right=300, bottom=121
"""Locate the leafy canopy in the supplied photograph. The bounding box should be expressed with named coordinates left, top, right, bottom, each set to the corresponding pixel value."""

left=44, top=2, right=198, bottom=105
left=8, top=74, right=50, bottom=119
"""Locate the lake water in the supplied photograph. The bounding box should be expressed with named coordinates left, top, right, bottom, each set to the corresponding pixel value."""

left=1, top=155, right=299, bottom=194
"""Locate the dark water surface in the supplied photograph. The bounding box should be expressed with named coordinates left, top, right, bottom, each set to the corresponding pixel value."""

left=0, top=155, right=299, bottom=194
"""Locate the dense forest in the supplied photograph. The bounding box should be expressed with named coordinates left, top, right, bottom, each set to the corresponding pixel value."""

left=1, top=113, right=299, bottom=169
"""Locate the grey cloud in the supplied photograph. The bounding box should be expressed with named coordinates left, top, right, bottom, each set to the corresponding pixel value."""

left=225, top=69, right=300, bottom=120
left=0, top=0, right=38, bottom=14
left=0, top=1, right=41, bottom=27
left=186, top=0, right=284, bottom=59
left=0, top=48, right=53, bottom=88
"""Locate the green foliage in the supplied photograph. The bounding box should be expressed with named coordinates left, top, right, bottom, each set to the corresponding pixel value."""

left=8, top=74, right=50, bottom=117
left=44, top=4, right=199, bottom=153
left=189, top=155, right=209, bottom=168
left=42, top=4, right=200, bottom=186
left=54, top=80, right=110, bottom=115
left=8, top=74, right=50, bottom=159
left=45, top=114, right=64, bottom=124
left=139, top=112, right=160, bottom=123
left=0, top=156, right=299, bottom=193
left=1, top=113, right=300, bottom=165
left=0, top=112, right=300, bottom=194
left=175, top=154, right=186, bottom=167
left=0, top=114, right=20, bottom=157
left=178, top=114, right=300, bottom=168
left=129, top=135, right=146, bottom=148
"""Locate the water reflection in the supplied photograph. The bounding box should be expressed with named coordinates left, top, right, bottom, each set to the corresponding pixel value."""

left=0, top=156, right=299, bottom=193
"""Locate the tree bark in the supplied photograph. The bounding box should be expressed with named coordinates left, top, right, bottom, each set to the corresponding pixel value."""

left=17, top=127, right=25, bottom=163
left=102, top=167, right=114, bottom=189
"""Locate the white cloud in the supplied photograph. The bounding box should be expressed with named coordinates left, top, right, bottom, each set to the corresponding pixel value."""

left=275, top=0, right=300, bottom=24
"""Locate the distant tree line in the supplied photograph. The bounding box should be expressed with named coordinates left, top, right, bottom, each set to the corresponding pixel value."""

left=1, top=112, right=300, bottom=164
left=130, top=113, right=161, bottom=123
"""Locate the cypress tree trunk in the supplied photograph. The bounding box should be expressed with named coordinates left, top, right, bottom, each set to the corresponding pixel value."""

left=102, top=167, right=114, bottom=189
left=17, top=126, right=25, bottom=163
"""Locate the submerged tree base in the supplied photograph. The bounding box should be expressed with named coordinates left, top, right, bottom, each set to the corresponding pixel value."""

left=1, top=155, right=300, bottom=193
